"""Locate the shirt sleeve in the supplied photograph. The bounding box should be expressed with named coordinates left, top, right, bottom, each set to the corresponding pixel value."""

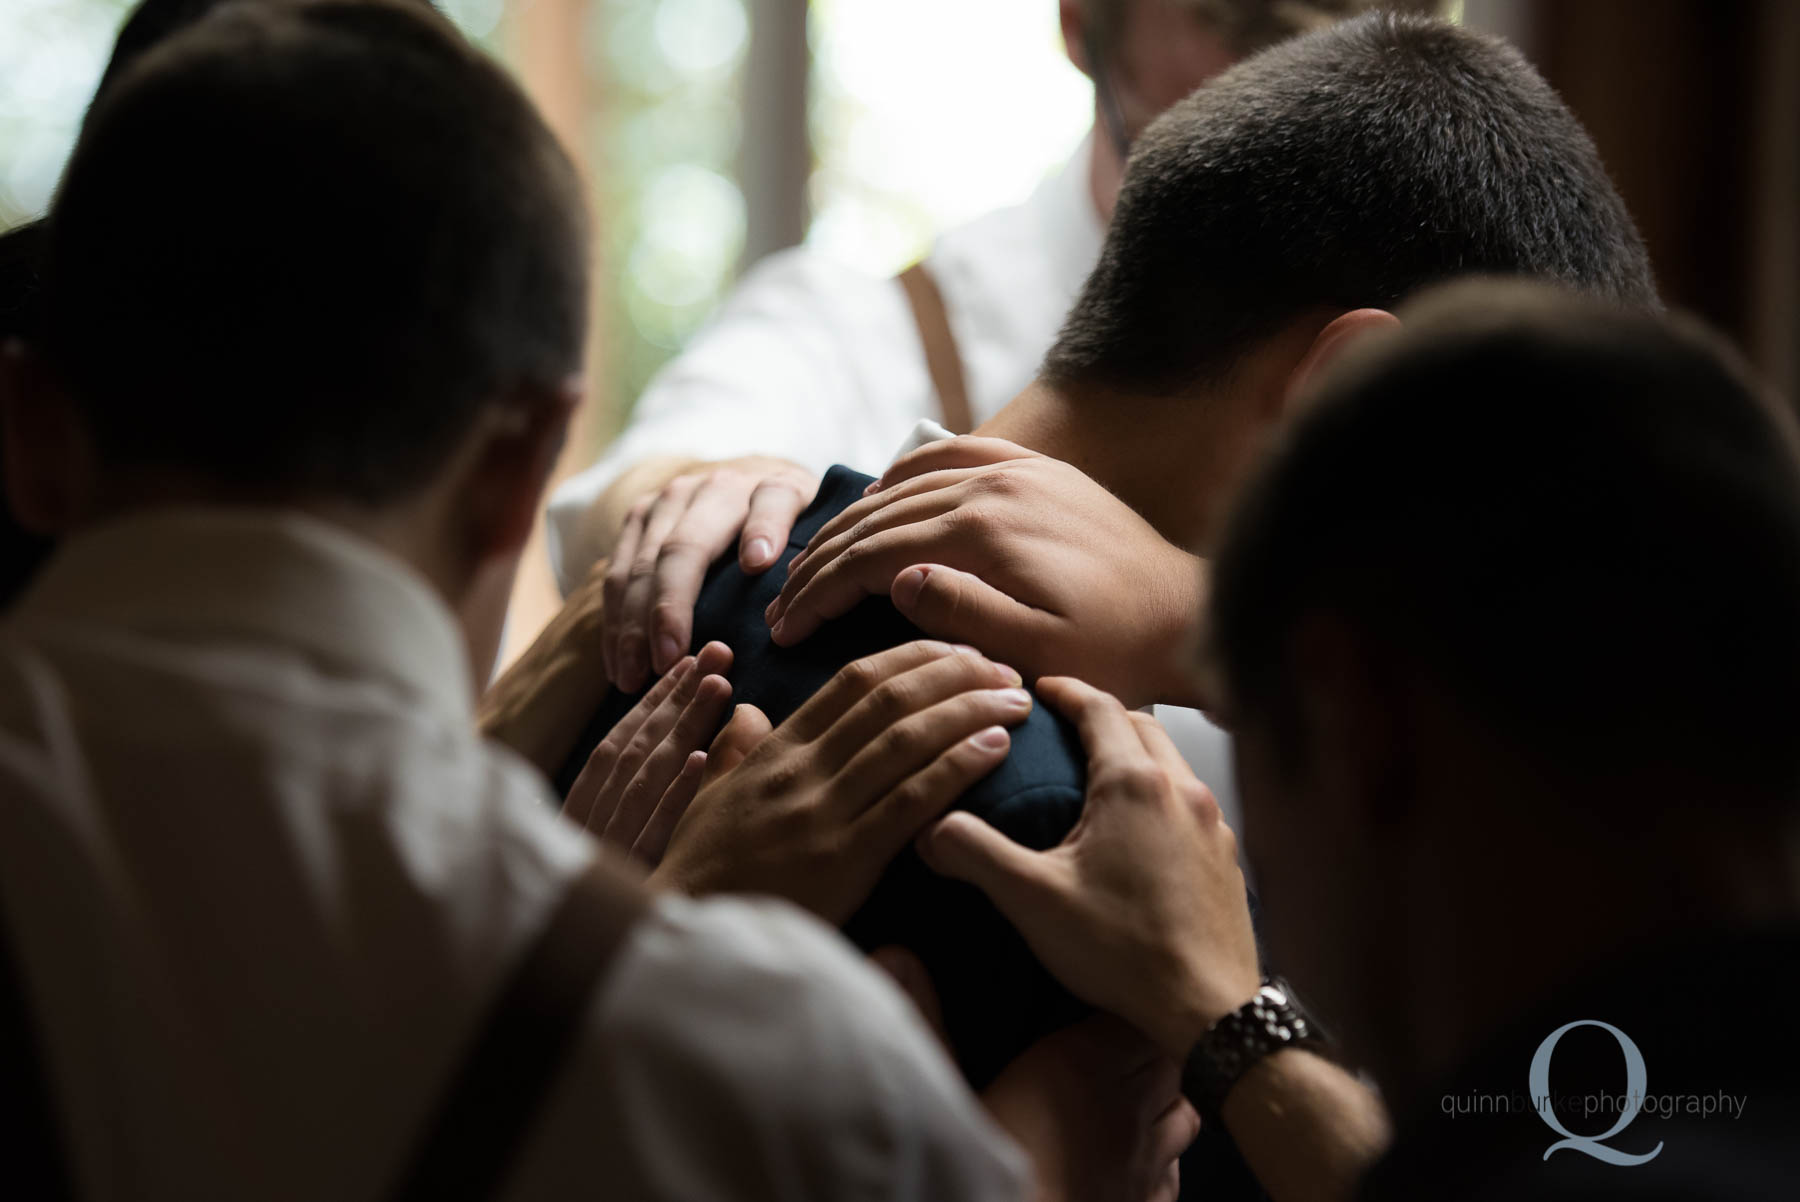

left=544, top=248, right=929, bottom=594
left=502, top=893, right=1032, bottom=1202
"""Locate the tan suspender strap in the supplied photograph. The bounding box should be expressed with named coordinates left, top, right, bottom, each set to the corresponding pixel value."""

left=388, top=859, right=647, bottom=1202
left=898, top=262, right=974, bottom=435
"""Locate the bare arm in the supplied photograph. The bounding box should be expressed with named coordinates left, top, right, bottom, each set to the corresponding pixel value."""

left=478, top=559, right=613, bottom=776
left=919, top=679, right=1389, bottom=1201
left=1221, top=1049, right=1392, bottom=1202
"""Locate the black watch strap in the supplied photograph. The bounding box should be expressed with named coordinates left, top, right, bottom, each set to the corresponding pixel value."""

left=1181, top=977, right=1324, bottom=1125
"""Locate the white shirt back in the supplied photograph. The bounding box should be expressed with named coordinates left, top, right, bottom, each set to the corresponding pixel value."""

left=0, top=510, right=1025, bottom=1202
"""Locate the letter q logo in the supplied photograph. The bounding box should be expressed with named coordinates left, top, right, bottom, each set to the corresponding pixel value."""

left=1529, top=1020, right=1663, bottom=1166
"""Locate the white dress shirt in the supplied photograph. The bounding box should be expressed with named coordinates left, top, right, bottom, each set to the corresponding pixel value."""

left=0, top=510, right=1027, bottom=1202
left=547, top=138, right=1106, bottom=595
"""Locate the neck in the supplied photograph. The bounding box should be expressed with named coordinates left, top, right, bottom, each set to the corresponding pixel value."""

left=1087, top=118, right=1124, bottom=223
left=977, top=379, right=1237, bottom=551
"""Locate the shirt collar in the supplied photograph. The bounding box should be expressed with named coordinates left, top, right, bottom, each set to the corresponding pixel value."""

left=9, top=507, right=475, bottom=728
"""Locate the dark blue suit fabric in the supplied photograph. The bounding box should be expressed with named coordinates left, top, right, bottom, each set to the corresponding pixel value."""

left=557, top=464, right=1265, bottom=1202
left=558, top=465, right=1089, bottom=1087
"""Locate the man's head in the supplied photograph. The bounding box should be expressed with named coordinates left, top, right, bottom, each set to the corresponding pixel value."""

left=1059, top=1, right=1453, bottom=211
left=1204, top=280, right=1800, bottom=1092
left=1044, top=13, right=1657, bottom=427
left=8, top=0, right=585, bottom=634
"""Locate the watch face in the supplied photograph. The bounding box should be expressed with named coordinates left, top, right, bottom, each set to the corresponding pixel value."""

left=1265, top=975, right=1330, bottom=1046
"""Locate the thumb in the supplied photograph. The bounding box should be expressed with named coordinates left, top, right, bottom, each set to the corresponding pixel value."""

left=917, top=810, right=1055, bottom=921
left=890, top=564, right=1053, bottom=669
left=704, top=703, right=773, bottom=785
left=739, top=476, right=811, bottom=572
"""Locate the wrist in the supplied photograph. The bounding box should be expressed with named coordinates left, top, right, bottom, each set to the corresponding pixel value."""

left=1147, top=547, right=1207, bottom=707
left=1179, top=977, right=1329, bottom=1126
left=1156, top=975, right=1262, bottom=1062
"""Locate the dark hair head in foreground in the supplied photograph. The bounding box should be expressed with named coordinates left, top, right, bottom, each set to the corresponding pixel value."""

left=45, top=0, right=587, bottom=506
left=1207, top=279, right=1800, bottom=810
left=1044, top=12, right=1658, bottom=398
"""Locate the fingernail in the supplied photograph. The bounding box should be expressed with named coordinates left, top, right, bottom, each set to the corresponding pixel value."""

left=996, top=687, right=1032, bottom=710
left=893, top=566, right=928, bottom=609
left=764, top=598, right=782, bottom=624
left=863, top=480, right=883, bottom=495
left=655, top=634, right=683, bottom=671
left=973, top=726, right=1010, bottom=751
left=997, top=664, right=1023, bottom=686
left=771, top=617, right=788, bottom=642
left=745, top=537, right=773, bottom=567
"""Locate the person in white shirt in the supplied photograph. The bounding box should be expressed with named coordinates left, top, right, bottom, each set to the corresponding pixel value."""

left=0, top=4, right=1192, bottom=1198
left=546, top=0, right=1449, bottom=689
left=524, top=0, right=1449, bottom=834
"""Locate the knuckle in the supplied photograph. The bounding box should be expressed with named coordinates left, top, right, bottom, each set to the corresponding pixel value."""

left=833, top=656, right=880, bottom=697
left=650, top=597, right=689, bottom=627
left=972, top=467, right=1022, bottom=499
left=1184, top=777, right=1221, bottom=818
left=876, top=717, right=929, bottom=760
left=864, top=677, right=919, bottom=725
left=655, top=539, right=705, bottom=570
left=1100, top=761, right=1166, bottom=798
left=835, top=538, right=870, bottom=572
left=1218, top=821, right=1240, bottom=857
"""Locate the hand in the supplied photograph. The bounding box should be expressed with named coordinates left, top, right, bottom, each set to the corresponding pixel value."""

left=875, top=948, right=1196, bottom=1202
left=562, top=642, right=735, bottom=865
left=764, top=438, right=1202, bottom=708
left=603, top=455, right=818, bottom=690
left=650, top=641, right=1033, bottom=924
left=918, top=676, right=1260, bottom=1060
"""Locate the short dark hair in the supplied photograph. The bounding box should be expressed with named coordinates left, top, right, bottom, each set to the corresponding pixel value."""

left=1207, top=280, right=1800, bottom=808
left=6, top=0, right=249, bottom=343
left=97, top=0, right=246, bottom=96
left=46, top=0, right=587, bottom=504
left=1044, top=14, right=1658, bottom=397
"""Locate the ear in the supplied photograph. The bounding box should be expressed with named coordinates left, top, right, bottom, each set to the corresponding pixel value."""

left=1060, top=0, right=1094, bottom=77
left=0, top=340, right=96, bottom=534
left=458, top=377, right=580, bottom=565
left=1283, top=308, right=1400, bottom=414
left=1286, top=613, right=1415, bottom=831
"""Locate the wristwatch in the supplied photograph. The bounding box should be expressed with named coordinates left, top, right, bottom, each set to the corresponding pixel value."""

left=1181, top=976, right=1327, bottom=1124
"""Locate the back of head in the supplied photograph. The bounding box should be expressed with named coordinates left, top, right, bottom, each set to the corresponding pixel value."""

left=96, top=0, right=248, bottom=95
left=1208, top=279, right=1800, bottom=811
left=46, top=0, right=587, bottom=505
left=1044, top=13, right=1658, bottom=396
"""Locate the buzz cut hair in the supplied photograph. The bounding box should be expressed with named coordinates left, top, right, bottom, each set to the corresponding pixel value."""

left=1044, top=13, right=1658, bottom=398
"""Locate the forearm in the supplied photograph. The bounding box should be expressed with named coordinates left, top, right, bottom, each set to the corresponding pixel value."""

left=1220, top=1049, right=1392, bottom=1202
left=478, top=560, right=612, bottom=778
left=1147, top=547, right=1212, bottom=710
